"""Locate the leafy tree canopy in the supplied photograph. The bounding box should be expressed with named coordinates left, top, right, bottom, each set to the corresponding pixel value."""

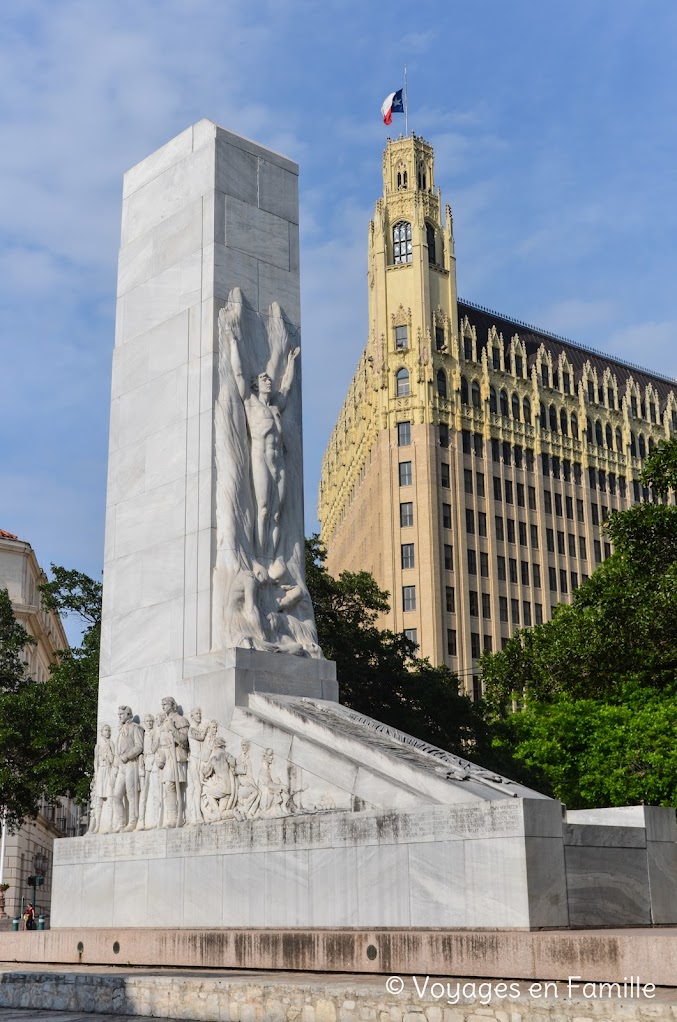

left=481, top=438, right=677, bottom=808
left=0, top=569, right=101, bottom=832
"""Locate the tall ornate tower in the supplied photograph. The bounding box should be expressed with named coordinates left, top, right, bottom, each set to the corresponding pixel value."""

left=319, top=134, right=676, bottom=691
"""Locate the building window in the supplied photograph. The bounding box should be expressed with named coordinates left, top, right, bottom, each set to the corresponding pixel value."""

left=523, top=397, right=531, bottom=424
left=511, top=599, right=520, bottom=624
left=401, top=543, right=415, bottom=569
left=517, top=483, right=525, bottom=508
left=397, top=421, right=411, bottom=446
left=493, top=477, right=502, bottom=501
left=437, top=370, right=448, bottom=398
left=399, top=461, right=412, bottom=486
left=445, top=586, right=455, bottom=613
left=594, top=540, right=602, bottom=563
left=557, top=531, right=565, bottom=555
left=505, top=480, right=514, bottom=504
left=532, top=563, right=541, bottom=588
left=519, top=521, right=527, bottom=546
left=574, top=462, right=582, bottom=484
left=497, top=555, right=506, bottom=581
left=571, top=413, right=579, bottom=438
left=591, top=502, right=599, bottom=526
left=492, top=347, right=500, bottom=370
left=441, top=462, right=450, bottom=488
left=546, top=528, right=555, bottom=553
left=577, top=498, right=584, bottom=522
left=514, top=445, right=523, bottom=469
left=469, top=591, right=479, bottom=617
left=559, top=569, right=568, bottom=594
left=439, top=423, right=449, bottom=448
left=555, top=492, right=563, bottom=517
left=579, top=535, right=587, bottom=560
left=549, top=566, right=557, bottom=591
left=464, top=337, right=473, bottom=361
left=480, top=552, right=489, bottom=578
left=476, top=472, right=485, bottom=497
left=482, top=592, right=491, bottom=619
left=535, top=603, right=543, bottom=624
left=464, top=468, right=473, bottom=494
left=474, top=433, right=484, bottom=458
left=393, top=221, right=412, bottom=264
left=466, top=508, right=475, bottom=535
left=396, top=367, right=410, bottom=396
left=530, top=523, right=539, bottom=548
left=512, top=393, right=520, bottom=420
left=500, top=390, right=509, bottom=416
left=483, top=634, right=493, bottom=652
left=402, top=585, right=416, bottom=611
left=478, top=511, right=487, bottom=537
left=444, top=544, right=453, bottom=570
left=604, top=541, right=612, bottom=559
left=447, top=629, right=457, bottom=656
left=571, top=571, right=579, bottom=590
left=443, top=503, right=452, bottom=529
left=528, top=486, right=537, bottom=511
left=566, top=495, right=573, bottom=519
left=509, top=558, right=518, bottom=584
left=435, top=326, right=445, bottom=351
left=471, top=381, right=481, bottom=409
left=507, top=518, right=516, bottom=544
left=490, top=387, right=498, bottom=413
left=462, top=429, right=471, bottom=454
left=503, top=442, right=512, bottom=466
left=404, top=628, right=418, bottom=645
left=499, top=596, right=508, bottom=622
left=471, top=632, right=481, bottom=659
left=495, top=515, right=505, bottom=540
left=523, top=602, right=532, bottom=626
left=400, top=502, right=414, bottom=527
left=568, top=533, right=576, bottom=557
left=395, top=325, right=408, bottom=351
left=468, top=549, right=477, bottom=575
left=521, top=561, right=530, bottom=586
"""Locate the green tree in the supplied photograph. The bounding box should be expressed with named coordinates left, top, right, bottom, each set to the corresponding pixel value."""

left=0, top=569, right=101, bottom=832
left=306, top=536, right=509, bottom=763
left=482, top=438, right=677, bottom=807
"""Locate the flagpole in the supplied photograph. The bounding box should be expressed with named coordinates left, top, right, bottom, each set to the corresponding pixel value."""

left=404, top=64, right=408, bottom=134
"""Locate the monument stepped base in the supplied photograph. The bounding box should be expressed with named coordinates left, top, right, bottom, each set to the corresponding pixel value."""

left=2, top=927, right=677, bottom=984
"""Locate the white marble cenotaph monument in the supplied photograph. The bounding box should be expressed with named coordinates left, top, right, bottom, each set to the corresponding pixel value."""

left=51, top=121, right=677, bottom=932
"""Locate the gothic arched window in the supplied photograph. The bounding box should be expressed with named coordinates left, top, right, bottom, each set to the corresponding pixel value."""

left=595, top=420, right=603, bottom=446
left=540, top=403, right=546, bottom=428
left=511, top=393, right=520, bottom=420
left=437, top=370, right=448, bottom=399
left=396, top=367, right=410, bottom=397
left=426, top=223, right=436, bottom=265
left=571, top=412, right=579, bottom=438
left=639, top=434, right=646, bottom=458
left=471, top=381, right=481, bottom=409
left=615, top=428, right=622, bottom=452
left=500, top=390, right=509, bottom=417
left=393, top=221, right=412, bottom=264
left=605, top=424, right=613, bottom=449
left=490, top=387, right=497, bottom=414
left=630, top=432, right=637, bottom=457
left=587, top=417, right=593, bottom=443
left=460, top=376, right=469, bottom=404
left=549, top=405, right=557, bottom=432
left=523, top=397, right=531, bottom=424
left=560, top=409, right=568, bottom=436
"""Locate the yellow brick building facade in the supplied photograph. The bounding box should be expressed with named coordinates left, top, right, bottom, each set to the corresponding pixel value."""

left=318, top=135, right=677, bottom=696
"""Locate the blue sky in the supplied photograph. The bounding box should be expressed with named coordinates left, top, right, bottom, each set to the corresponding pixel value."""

left=1, top=0, right=676, bottom=639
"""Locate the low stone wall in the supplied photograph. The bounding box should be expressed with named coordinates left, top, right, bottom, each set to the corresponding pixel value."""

left=0, top=968, right=673, bottom=1022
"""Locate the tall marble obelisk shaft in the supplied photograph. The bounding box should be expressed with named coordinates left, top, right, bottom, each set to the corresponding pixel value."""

left=99, top=120, right=335, bottom=732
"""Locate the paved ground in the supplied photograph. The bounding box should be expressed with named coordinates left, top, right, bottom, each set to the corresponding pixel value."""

left=0, top=1013, right=185, bottom=1022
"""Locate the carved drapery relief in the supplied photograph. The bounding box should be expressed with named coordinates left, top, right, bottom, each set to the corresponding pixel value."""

left=212, top=288, right=321, bottom=659
left=90, top=697, right=338, bottom=835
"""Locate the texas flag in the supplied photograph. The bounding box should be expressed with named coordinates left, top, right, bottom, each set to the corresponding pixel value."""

left=381, top=89, right=404, bottom=125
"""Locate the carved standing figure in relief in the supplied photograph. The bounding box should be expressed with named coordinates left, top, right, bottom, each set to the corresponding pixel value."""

left=224, top=297, right=300, bottom=563
left=186, top=707, right=206, bottom=826
left=89, top=723, right=115, bottom=834
left=137, top=713, right=159, bottom=831
left=233, top=739, right=260, bottom=819
left=111, top=706, right=144, bottom=832
left=212, top=288, right=322, bottom=658
left=154, top=697, right=190, bottom=828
